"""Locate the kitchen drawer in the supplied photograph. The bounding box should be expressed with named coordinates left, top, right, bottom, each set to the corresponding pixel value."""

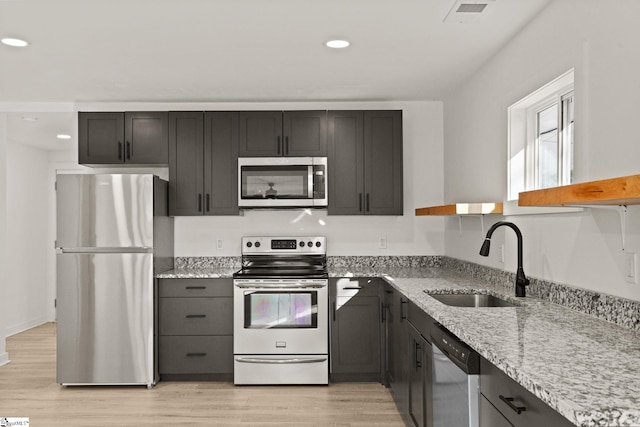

left=159, top=297, right=232, bottom=335
left=480, top=358, right=574, bottom=427
left=480, top=394, right=514, bottom=427
left=158, top=278, right=233, bottom=297
left=331, top=277, right=380, bottom=297
left=159, top=336, right=233, bottom=374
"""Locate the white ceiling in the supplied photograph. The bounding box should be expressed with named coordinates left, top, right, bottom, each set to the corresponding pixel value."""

left=0, top=0, right=552, bottom=150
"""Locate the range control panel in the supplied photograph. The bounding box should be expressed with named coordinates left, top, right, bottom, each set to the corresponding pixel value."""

left=241, top=236, right=326, bottom=255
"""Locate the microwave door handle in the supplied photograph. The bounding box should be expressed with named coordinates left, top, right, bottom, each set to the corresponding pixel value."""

left=308, top=165, right=314, bottom=198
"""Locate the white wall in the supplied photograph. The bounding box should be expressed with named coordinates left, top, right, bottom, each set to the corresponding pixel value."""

left=169, top=101, right=444, bottom=256
left=0, top=114, right=9, bottom=365
left=443, top=0, right=640, bottom=301
left=5, top=143, right=51, bottom=335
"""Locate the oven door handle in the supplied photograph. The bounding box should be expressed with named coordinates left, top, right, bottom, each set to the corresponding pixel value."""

left=234, top=283, right=326, bottom=289
left=235, top=357, right=327, bottom=364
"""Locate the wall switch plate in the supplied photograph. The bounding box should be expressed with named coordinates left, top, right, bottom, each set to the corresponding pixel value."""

left=379, top=237, right=387, bottom=249
left=216, top=239, right=224, bottom=250
left=625, top=252, right=637, bottom=284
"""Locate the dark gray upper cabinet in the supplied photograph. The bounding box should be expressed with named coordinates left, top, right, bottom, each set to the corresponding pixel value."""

left=203, top=112, right=239, bottom=215
left=169, top=112, right=204, bottom=216
left=238, top=111, right=327, bottom=157
left=169, top=112, right=239, bottom=216
left=328, top=110, right=403, bottom=215
left=79, top=111, right=168, bottom=165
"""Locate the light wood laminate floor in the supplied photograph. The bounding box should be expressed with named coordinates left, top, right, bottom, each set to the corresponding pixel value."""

left=0, top=323, right=405, bottom=426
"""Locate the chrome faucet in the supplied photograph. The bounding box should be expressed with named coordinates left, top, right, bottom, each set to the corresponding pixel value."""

left=479, top=221, right=530, bottom=297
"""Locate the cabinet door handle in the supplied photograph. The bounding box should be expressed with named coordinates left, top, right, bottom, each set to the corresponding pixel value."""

left=118, top=141, right=123, bottom=160
left=358, top=193, right=363, bottom=212
left=285, top=136, right=289, bottom=155
left=415, top=343, right=422, bottom=368
left=342, top=286, right=362, bottom=290
left=400, top=299, right=408, bottom=321
left=277, top=136, right=282, bottom=155
left=185, top=314, right=206, bottom=319
left=186, top=352, right=207, bottom=357
left=206, top=194, right=211, bottom=212
left=198, top=194, right=202, bottom=212
left=381, top=302, right=385, bottom=323
left=332, top=301, right=336, bottom=322
left=126, top=141, right=131, bottom=160
left=366, top=193, right=370, bottom=212
left=185, top=286, right=206, bottom=290
left=499, top=395, right=527, bottom=414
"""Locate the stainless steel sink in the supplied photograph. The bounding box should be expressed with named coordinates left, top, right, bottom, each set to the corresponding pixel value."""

left=428, top=293, right=521, bottom=308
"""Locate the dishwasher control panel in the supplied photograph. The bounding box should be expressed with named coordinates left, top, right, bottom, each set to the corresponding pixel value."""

left=432, top=323, right=480, bottom=374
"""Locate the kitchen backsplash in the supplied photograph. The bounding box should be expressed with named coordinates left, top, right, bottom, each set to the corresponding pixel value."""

left=172, top=255, right=640, bottom=331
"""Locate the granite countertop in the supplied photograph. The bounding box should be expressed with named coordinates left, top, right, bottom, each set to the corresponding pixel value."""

left=157, top=265, right=640, bottom=426
left=156, top=267, right=238, bottom=279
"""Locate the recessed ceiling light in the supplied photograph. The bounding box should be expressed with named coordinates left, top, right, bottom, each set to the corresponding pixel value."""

left=326, top=40, right=350, bottom=49
left=2, top=38, right=29, bottom=47
left=57, top=134, right=72, bottom=140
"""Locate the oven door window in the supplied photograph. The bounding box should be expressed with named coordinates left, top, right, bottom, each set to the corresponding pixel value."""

left=240, top=166, right=311, bottom=200
left=244, top=290, right=318, bottom=329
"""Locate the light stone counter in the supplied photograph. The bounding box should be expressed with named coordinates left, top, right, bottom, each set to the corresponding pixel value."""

left=158, top=261, right=640, bottom=426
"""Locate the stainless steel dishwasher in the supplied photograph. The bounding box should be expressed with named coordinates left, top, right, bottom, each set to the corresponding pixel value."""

left=430, top=323, right=480, bottom=427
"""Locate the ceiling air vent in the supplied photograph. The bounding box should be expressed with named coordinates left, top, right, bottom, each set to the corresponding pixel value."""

left=443, top=0, right=495, bottom=23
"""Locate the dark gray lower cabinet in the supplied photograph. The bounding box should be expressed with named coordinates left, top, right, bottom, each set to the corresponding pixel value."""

left=329, top=278, right=382, bottom=382
left=384, top=282, right=410, bottom=424
left=407, top=323, right=430, bottom=427
left=158, top=278, right=233, bottom=381
left=479, top=358, right=574, bottom=427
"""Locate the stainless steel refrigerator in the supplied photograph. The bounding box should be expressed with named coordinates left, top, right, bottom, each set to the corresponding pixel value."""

left=55, top=174, right=173, bottom=387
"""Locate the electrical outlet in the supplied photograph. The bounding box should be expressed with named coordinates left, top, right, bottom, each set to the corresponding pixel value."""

left=379, top=236, right=387, bottom=249
left=216, top=239, right=224, bottom=250
left=625, top=252, right=637, bottom=284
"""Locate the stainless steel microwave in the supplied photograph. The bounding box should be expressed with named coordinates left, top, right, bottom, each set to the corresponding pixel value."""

left=238, top=157, right=327, bottom=208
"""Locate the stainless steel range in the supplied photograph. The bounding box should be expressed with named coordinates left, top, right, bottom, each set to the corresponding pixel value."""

left=233, top=236, right=329, bottom=385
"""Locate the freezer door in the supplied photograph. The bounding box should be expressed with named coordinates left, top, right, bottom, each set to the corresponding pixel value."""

left=56, top=252, right=154, bottom=385
left=56, top=174, right=154, bottom=249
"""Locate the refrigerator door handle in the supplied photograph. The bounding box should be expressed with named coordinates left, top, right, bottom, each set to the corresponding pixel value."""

left=58, top=247, right=154, bottom=254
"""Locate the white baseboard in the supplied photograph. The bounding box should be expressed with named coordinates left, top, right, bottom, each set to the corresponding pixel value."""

left=5, top=315, right=51, bottom=337
left=0, top=352, right=9, bottom=367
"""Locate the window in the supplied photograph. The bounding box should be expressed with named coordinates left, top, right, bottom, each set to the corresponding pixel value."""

left=508, top=69, right=575, bottom=201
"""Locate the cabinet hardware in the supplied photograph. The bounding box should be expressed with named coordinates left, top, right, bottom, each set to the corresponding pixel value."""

left=186, top=352, right=207, bottom=357
left=185, top=286, right=206, bottom=290
left=381, top=302, right=386, bottom=323
left=415, top=342, right=422, bottom=368
left=400, top=299, right=408, bottom=321
left=198, top=194, right=202, bottom=212
left=366, top=193, right=371, bottom=212
left=332, top=301, right=336, bottom=322
left=118, top=141, right=123, bottom=160
left=343, top=286, right=363, bottom=290
left=185, top=314, right=206, bottom=319
left=285, top=136, right=289, bottom=155
left=206, top=194, right=210, bottom=212
left=126, top=141, right=131, bottom=160
left=499, top=395, right=527, bottom=414
left=359, top=193, right=363, bottom=212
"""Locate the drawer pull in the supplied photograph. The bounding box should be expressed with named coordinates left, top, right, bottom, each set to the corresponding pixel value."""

left=499, top=395, right=527, bottom=414
left=343, top=286, right=363, bottom=290
left=186, top=352, right=207, bottom=357
left=185, top=286, right=206, bottom=290
left=185, top=314, right=206, bottom=319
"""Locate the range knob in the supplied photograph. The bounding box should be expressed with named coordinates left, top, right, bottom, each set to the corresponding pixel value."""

left=315, top=241, right=322, bottom=247
left=255, top=241, right=261, bottom=248
left=246, top=241, right=252, bottom=248
left=307, top=241, right=313, bottom=247
left=299, top=241, right=305, bottom=247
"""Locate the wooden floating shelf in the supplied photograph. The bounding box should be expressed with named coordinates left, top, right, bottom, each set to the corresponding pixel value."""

left=518, top=174, right=640, bottom=207
left=415, top=203, right=503, bottom=216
